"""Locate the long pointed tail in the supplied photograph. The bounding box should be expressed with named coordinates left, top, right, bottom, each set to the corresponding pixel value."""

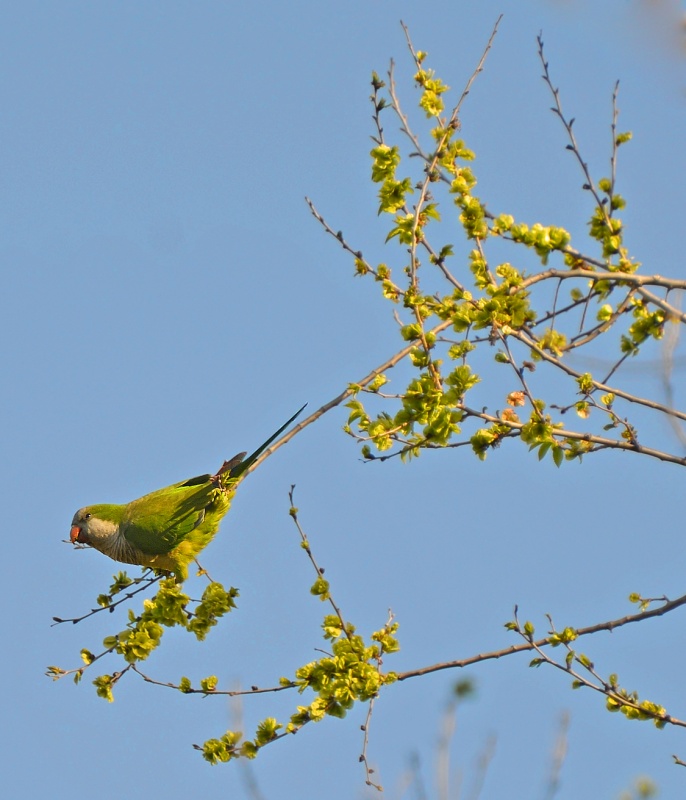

left=217, top=403, right=307, bottom=481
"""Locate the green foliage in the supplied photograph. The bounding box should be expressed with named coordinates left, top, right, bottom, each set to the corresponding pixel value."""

left=310, top=575, right=331, bottom=601
left=548, top=627, right=578, bottom=646
left=201, top=612, right=399, bottom=765
left=200, top=675, right=218, bottom=692
left=51, top=576, right=238, bottom=702
left=188, top=582, right=238, bottom=641
left=331, top=43, right=674, bottom=480
left=627, top=300, right=665, bottom=345
left=96, top=571, right=134, bottom=608
left=111, top=617, right=163, bottom=663
left=370, top=144, right=413, bottom=215
left=606, top=692, right=668, bottom=728
left=293, top=619, right=398, bottom=709
left=201, top=730, right=243, bottom=764
left=414, top=67, right=449, bottom=117
left=105, top=580, right=234, bottom=668
left=93, top=674, right=115, bottom=703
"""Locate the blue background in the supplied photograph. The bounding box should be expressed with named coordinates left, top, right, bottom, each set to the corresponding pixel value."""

left=2, top=2, right=685, bottom=798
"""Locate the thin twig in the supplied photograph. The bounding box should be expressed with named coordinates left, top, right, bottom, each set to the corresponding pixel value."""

left=609, top=80, right=620, bottom=216
left=288, top=486, right=352, bottom=641
left=52, top=571, right=162, bottom=626
left=360, top=697, right=382, bottom=791
left=449, top=15, right=503, bottom=123
left=537, top=34, right=610, bottom=231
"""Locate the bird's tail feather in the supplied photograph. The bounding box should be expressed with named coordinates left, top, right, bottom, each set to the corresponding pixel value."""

left=215, top=403, right=307, bottom=482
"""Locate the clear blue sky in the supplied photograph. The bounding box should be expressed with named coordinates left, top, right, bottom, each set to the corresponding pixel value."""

left=2, top=2, right=685, bottom=798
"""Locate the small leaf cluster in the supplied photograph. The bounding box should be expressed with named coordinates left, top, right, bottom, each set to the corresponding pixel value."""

left=370, top=144, right=412, bottom=216
left=508, top=614, right=669, bottom=729
left=605, top=680, right=668, bottom=728
left=188, top=581, right=238, bottom=641
left=175, top=674, right=219, bottom=695
left=519, top=407, right=569, bottom=467
left=414, top=66, right=449, bottom=118
left=103, top=578, right=238, bottom=663
left=291, top=614, right=399, bottom=720
left=591, top=176, right=633, bottom=263
left=623, top=299, right=665, bottom=352
left=96, top=571, right=134, bottom=608
left=200, top=614, right=399, bottom=765
left=86, top=578, right=237, bottom=701
left=505, top=221, right=571, bottom=265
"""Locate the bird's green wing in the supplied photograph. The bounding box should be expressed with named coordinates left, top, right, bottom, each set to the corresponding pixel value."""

left=121, top=476, right=218, bottom=555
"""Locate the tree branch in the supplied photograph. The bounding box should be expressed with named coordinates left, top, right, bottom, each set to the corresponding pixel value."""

left=396, top=593, right=686, bottom=681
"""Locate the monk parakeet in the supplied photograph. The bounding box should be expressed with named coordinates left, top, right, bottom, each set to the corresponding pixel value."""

left=69, top=405, right=305, bottom=581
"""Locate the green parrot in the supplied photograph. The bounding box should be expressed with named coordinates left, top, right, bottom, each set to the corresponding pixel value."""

left=69, top=405, right=305, bottom=581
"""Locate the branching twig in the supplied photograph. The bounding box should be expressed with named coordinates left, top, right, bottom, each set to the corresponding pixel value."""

left=513, top=328, right=686, bottom=423
left=517, top=609, right=686, bottom=729
left=360, top=697, right=382, bottom=791
left=396, top=592, right=686, bottom=682
left=448, top=15, right=502, bottom=123
left=537, top=34, right=610, bottom=229
left=52, top=571, right=162, bottom=626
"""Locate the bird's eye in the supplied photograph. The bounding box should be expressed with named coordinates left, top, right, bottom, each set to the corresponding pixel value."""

left=84, top=513, right=91, bottom=520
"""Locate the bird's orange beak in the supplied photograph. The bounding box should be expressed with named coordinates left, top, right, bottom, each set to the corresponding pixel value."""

left=70, top=525, right=81, bottom=543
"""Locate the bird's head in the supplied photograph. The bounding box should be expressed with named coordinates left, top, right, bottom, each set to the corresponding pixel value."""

left=70, top=505, right=123, bottom=548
